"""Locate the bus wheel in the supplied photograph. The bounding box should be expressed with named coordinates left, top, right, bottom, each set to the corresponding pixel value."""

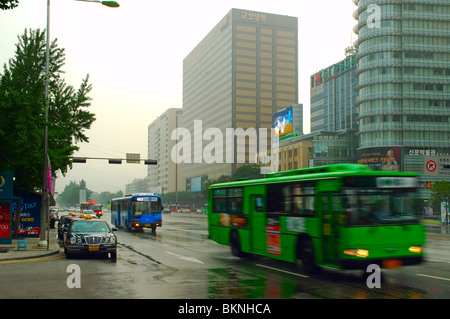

left=297, top=239, right=318, bottom=274
left=230, top=230, right=243, bottom=258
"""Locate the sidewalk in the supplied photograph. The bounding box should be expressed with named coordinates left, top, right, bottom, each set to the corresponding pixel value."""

left=0, top=229, right=61, bottom=262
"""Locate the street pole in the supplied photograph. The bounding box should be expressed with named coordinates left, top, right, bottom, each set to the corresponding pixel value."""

left=40, top=0, right=51, bottom=246
left=39, top=0, right=119, bottom=246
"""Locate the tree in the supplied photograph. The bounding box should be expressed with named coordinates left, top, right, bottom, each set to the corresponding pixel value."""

left=0, top=29, right=95, bottom=195
left=233, top=164, right=264, bottom=180
left=201, top=164, right=263, bottom=198
left=0, top=0, right=19, bottom=10
left=430, top=181, right=450, bottom=213
left=56, top=181, right=93, bottom=207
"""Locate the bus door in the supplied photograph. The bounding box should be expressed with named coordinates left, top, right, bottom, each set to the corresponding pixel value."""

left=321, top=192, right=338, bottom=264
left=116, top=204, right=121, bottom=226
left=249, top=194, right=266, bottom=254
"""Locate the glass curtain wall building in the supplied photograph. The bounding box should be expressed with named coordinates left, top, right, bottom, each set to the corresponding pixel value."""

left=182, top=9, right=298, bottom=189
left=310, top=53, right=359, bottom=133
left=353, top=1, right=450, bottom=176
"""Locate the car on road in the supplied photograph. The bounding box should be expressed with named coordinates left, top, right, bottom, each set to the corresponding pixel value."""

left=80, top=209, right=96, bottom=219
left=63, top=218, right=118, bottom=262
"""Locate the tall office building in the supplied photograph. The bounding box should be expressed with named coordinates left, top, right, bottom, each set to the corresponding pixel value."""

left=182, top=8, right=298, bottom=189
left=353, top=0, right=450, bottom=188
left=147, top=108, right=183, bottom=194
left=310, top=51, right=358, bottom=133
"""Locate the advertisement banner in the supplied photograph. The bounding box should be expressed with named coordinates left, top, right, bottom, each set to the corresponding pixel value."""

left=12, top=193, right=41, bottom=237
left=357, top=147, right=401, bottom=171
left=0, top=171, right=13, bottom=200
left=272, top=106, right=293, bottom=138
left=0, top=201, right=11, bottom=241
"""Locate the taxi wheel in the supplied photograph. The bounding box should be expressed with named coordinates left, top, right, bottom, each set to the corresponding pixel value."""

left=110, top=252, right=117, bottom=263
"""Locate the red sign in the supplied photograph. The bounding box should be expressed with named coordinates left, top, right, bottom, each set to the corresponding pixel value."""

left=0, top=202, right=11, bottom=239
left=426, top=160, right=437, bottom=172
left=266, top=225, right=281, bottom=256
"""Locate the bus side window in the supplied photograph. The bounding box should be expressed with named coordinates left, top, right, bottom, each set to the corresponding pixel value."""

left=254, top=196, right=264, bottom=212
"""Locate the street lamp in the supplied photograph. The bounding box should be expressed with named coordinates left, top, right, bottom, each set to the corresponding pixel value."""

left=74, top=0, right=120, bottom=7
left=40, top=0, right=119, bottom=246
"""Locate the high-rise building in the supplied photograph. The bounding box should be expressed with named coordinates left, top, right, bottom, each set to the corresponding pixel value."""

left=353, top=0, right=450, bottom=192
left=310, top=52, right=358, bottom=133
left=182, top=8, right=298, bottom=189
left=147, top=108, right=183, bottom=194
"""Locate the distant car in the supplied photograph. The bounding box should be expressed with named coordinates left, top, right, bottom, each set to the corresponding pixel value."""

left=57, top=215, right=73, bottom=240
left=63, top=218, right=118, bottom=262
left=81, top=209, right=95, bottom=219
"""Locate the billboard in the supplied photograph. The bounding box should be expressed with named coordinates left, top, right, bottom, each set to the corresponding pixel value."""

left=12, top=193, right=41, bottom=237
left=357, top=147, right=401, bottom=171
left=0, top=202, right=11, bottom=241
left=273, top=106, right=293, bottom=138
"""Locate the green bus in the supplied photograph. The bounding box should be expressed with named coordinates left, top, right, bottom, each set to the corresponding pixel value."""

left=208, top=164, right=425, bottom=273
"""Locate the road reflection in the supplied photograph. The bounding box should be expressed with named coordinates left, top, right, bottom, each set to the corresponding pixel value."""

left=206, top=260, right=427, bottom=299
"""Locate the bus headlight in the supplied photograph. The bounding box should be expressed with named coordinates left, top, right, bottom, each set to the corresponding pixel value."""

left=409, top=246, right=423, bottom=253
left=344, top=249, right=369, bottom=258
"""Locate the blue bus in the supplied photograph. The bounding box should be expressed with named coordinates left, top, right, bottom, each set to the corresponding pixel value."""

left=111, top=194, right=162, bottom=232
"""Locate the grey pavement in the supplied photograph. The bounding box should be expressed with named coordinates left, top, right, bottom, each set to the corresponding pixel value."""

left=0, top=228, right=61, bottom=262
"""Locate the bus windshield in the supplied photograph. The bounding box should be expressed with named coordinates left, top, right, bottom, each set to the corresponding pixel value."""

left=132, top=200, right=161, bottom=214
left=342, top=188, right=421, bottom=226
left=91, top=204, right=102, bottom=211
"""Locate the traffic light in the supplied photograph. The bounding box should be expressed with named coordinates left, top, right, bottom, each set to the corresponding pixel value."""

left=108, top=159, right=122, bottom=164
left=72, top=157, right=87, bottom=163
left=144, top=160, right=157, bottom=165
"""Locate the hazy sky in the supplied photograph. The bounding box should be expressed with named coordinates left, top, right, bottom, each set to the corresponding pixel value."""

left=1, top=0, right=357, bottom=194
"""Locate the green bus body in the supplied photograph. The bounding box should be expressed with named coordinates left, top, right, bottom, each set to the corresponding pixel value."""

left=208, top=164, right=425, bottom=272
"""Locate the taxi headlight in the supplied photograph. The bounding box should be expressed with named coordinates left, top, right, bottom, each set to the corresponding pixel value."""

left=110, top=236, right=116, bottom=244
left=70, top=237, right=77, bottom=244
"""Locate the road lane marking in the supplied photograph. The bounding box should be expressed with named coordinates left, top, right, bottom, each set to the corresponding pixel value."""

left=416, top=273, right=450, bottom=282
left=0, top=255, right=65, bottom=264
left=256, top=264, right=309, bottom=278
left=165, top=251, right=204, bottom=264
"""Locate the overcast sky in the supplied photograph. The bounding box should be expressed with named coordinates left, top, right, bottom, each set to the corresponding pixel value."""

left=1, top=0, right=357, bottom=194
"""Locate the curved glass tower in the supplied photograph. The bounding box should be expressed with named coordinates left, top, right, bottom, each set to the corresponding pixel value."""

left=353, top=0, right=450, bottom=173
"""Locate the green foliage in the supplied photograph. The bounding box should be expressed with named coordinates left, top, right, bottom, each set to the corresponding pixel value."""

left=201, top=164, right=264, bottom=199
left=0, top=29, right=95, bottom=195
left=90, top=190, right=124, bottom=205
left=0, top=0, right=19, bottom=10
left=430, top=181, right=450, bottom=212
left=56, top=181, right=89, bottom=207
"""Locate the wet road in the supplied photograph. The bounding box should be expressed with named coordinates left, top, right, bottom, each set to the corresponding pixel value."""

left=1, top=212, right=449, bottom=299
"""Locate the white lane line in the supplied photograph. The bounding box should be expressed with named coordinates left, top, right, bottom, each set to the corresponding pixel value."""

left=416, top=273, right=450, bottom=282
left=165, top=251, right=204, bottom=264
left=256, top=264, right=309, bottom=278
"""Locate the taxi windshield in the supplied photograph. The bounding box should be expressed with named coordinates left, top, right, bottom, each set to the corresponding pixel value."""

left=342, top=188, right=421, bottom=226
left=71, top=221, right=110, bottom=233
